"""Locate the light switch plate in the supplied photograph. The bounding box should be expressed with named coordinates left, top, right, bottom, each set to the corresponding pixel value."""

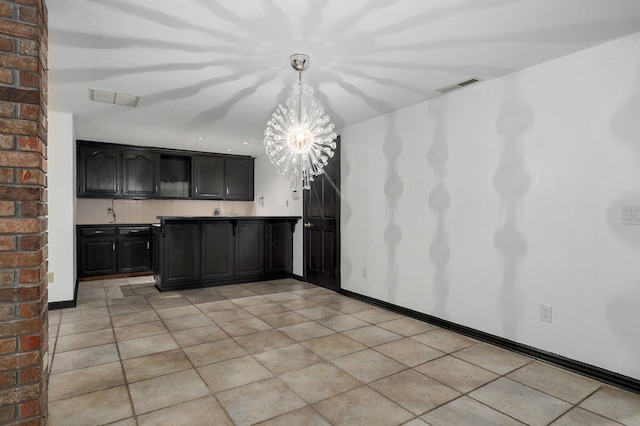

left=621, top=206, right=640, bottom=225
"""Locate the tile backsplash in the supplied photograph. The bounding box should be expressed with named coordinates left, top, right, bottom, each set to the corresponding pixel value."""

left=76, top=198, right=257, bottom=225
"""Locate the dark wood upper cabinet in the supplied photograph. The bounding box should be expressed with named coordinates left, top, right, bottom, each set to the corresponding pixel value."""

left=225, top=157, right=254, bottom=201
left=78, top=146, right=121, bottom=197
left=78, top=141, right=253, bottom=200
left=193, top=155, right=225, bottom=199
left=160, top=154, right=191, bottom=198
left=123, top=150, right=160, bottom=197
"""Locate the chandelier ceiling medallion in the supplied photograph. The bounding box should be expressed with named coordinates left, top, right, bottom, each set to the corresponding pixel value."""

left=263, top=53, right=338, bottom=190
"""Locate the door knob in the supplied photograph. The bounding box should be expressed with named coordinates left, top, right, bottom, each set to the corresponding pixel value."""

left=304, top=222, right=313, bottom=228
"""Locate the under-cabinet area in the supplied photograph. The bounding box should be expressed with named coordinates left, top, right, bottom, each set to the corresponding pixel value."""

left=77, top=140, right=254, bottom=201
left=153, top=216, right=300, bottom=291
left=77, top=224, right=152, bottom=278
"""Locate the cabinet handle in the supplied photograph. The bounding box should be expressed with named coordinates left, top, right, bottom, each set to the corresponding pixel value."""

left=226, top=187, right=229, bottom=195
left=94, top=230, right=103, bottom=234
left=116, top=184, right=120, bottom=192
left=147, top=241, right=150, bottom=250
left=131, top=230, right=139, bottom=233
left=195, top=186, right=198, bottom=194
left=112, top=242, right=116, bottom=251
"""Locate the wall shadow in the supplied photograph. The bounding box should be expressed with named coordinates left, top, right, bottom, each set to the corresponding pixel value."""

left=494, top=76, right=533, bottom=337
left=427, top=98, right=451, bottom=316
left=383, top=113, right=404, bottom=303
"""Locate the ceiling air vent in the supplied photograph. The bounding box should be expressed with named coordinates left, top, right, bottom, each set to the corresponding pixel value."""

left=89, top=88, right=140, bottom=107
left=436, top=77, right=481, bottom=95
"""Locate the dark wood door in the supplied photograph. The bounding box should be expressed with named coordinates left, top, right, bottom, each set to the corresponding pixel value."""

left=235, top=221, right=264, bottom=277
left=201, top=221, right=234, bottom=280
left=78, top=146, right=121, bottom=197
left=123, top=150, right=159, bottom=198
left=193, top=155, right=224, bottom=199
left=163, top=222, right=200, bottom=285
left=225, top=157, right=254, bottom=200
left=304, top=137, right=340, bottom=290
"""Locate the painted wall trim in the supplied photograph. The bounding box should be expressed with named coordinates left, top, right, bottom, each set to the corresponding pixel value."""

left=48, top=300, right=76, bottom=310
left=49, top=279, right=79, bottom=311
left=339, top=288, right=640, bottom=395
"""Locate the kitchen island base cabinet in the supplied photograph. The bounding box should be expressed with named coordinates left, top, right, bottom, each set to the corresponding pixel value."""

left=235, top=221, right=264, bottom=277
left=163, top=222, right=200, bottom=286
left=154, top=217, right=299, bottom=291
left=202, top=222, right=234, bottom=280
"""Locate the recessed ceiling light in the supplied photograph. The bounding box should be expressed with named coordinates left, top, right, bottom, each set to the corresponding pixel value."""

left=196, top=136, right=205, bottom=140
left=226, top=149, right=232, bottom=152
left=242, top=141, right=249, bottom=145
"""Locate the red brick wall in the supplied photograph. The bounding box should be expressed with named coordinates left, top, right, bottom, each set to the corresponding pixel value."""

left=0, top=0, right=49, bottom=424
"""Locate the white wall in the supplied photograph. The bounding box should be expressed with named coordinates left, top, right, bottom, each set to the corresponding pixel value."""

left=253, top=152, right=304, bottom=275
left=48, top=111, right=76, bottom=303
left=340, top=32, right=640, bottom=380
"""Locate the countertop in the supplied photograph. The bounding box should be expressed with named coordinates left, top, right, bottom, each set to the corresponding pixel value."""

left=156, top=216, right=301, bottom=221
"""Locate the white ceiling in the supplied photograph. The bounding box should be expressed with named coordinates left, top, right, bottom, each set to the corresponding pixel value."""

left=48, top=0, right=640, bottom=156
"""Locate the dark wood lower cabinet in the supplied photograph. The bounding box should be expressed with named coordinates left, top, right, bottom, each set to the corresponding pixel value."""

left=78, top=225, right=152, bottom=278
left=154, top=217, right=299, bottom=291
left=79, top=237, right=117, bottom=276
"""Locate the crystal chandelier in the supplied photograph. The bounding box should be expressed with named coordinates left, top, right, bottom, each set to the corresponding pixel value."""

left=264, top=54, right=338, bottom=190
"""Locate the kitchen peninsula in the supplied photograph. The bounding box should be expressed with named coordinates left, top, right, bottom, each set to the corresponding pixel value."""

left=152, top=216, right=300, bottom=291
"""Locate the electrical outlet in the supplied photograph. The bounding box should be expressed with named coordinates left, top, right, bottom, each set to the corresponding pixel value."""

left=540, top=304, right=552, bottom=323
left=363, top=268, right=368, bottom=278
left=47, top=272, right=54, bottom=283
left=107, top=207, right=113, bottom=214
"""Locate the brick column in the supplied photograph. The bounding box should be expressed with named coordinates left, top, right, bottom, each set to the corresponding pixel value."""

left=0, top=0, right=49, bottom=424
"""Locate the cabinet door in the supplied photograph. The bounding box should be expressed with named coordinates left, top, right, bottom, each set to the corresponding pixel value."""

left=118, top=236, right=151, bottom=273
left=123, top=150, right=159, bottom=198
left=201, top=222, right=234, bottom=280
left=193, top=155, right=224, bottom=199
left=225, top=157, right=254, bottom=200
left=235, top=221, right=264, bottom=277
left=163, top=222, right=200, bottom=285
left=79, top=237, right=117, bottom=276
left=78, top=146, right=121, bottom=197
left=266, top=221, right=293, bottom=274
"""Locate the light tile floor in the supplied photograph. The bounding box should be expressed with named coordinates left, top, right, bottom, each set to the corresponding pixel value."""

left=47, top=276, right=640, bottom=426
